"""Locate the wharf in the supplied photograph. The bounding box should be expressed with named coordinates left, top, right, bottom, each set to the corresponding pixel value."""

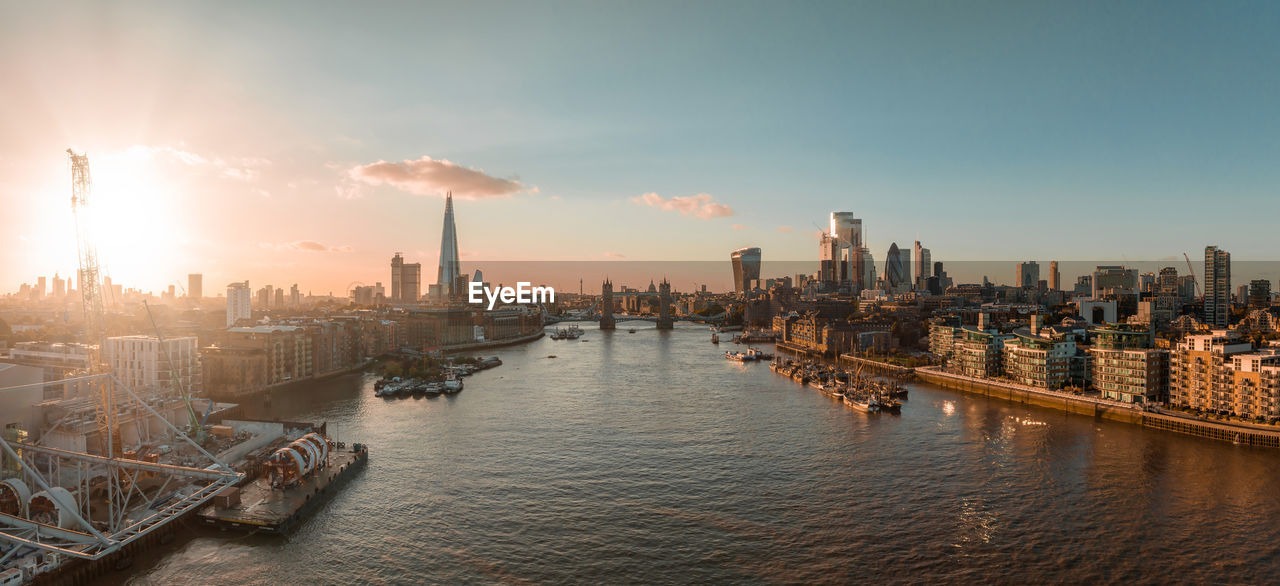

left=198, top=445, right=368, bottom=533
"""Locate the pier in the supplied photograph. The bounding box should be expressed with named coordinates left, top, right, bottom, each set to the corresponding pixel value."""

left=198, top=445, right=369, bottom=533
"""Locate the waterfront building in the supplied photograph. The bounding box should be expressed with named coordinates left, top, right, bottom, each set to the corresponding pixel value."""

left=1170, top=330, right=1252, bottom=413
left=1089, top=325, right=1168, bottom=404
left=1002, top=317, right=1076, bottom=389
left=1225, top=348, right=1280, bottom=421
left=1203, top=245, right=1231, bottom=327
left=104, top=335, right=201, bottom=395
left=954, top=327, right=1008, bottom=379
left=436, top=192, right=463, bottom=299
left=188, top=273, right=203, bottom=300
left=730, top=247, right=762, bottom=294
left=1016, top=261, right=1039, bottom=288
left=226, top=281, right=252, bottom=327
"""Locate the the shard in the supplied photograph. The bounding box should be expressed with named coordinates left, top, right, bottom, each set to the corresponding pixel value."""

left=437, top=191, right=462, bottom=298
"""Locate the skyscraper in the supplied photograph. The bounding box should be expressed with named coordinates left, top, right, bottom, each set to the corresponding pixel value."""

left=391, top=253, right=421, bottom=303
left=437, top=192, right=462, bottom=299
left=226, top=281, right=251, bottom=327
left=51, top=273, right=65, bottom=298
left=1049, top=261, right=1060, bottom=291
left=730, top=247, right=761, bottom=294
left=912, top=241, right=930, bottom=288
left=1016, top=261, right=1040, bottom=288
left=1204, top=245, right=1231, bottom=327
left=188, top=273, right=203, bottom=299
left=819, top=234, right=839, bottom=282
left=829, top=212, right=862, bottom=285
left=884, top=243, right=907, bottom=292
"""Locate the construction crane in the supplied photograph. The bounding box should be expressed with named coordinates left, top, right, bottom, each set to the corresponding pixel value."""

left=68, top=148, right=119, bottom=456
left=1183, top=252, right=1202, bottom=298
left=143, top=300, right=204, bottom=442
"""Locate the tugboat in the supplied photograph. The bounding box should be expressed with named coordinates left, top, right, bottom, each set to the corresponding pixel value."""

left=442, top=374, right=463, bottom=395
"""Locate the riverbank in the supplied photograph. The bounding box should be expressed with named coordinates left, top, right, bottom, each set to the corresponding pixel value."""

left=917, top=366, right=1280, bottom=448
left=440, top=330, right=545, bottom=353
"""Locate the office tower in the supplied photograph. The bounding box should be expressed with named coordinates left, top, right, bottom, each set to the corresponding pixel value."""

left=819, top=235, right=840, bottom=282
left=402, top=262, right=421, bottom=302
left=1049, top=261, right=1060, bottom=291
left=437, top=192, right=463, bottom=299
left=883, top=243, right=907, bottom=292
left=391, top=253, right=404, bottom=301
left=391, top=253, right=421, bottom=303
left=1016, top=261, right=1039, bottom=288
left=1249, top=280, right=1272, bottom=310
left=1091, top=265, right=1137, bottom=298
left=731, top=247, right=762, bottom=294
left=829, top=212, right=862, bottom=283
left=1204, top=245, right=1231, bottom=327
left=226, top=281, right=251, bottom=326
left=275, top=288, right=285, bottom=307
left=51, top=273, right=65, bottom=298
left=913, top=241, right=930, bottom=288
left=290, top=283, right=301, bottom=306
left=36, top=276, right=46, bottom=298
left=188, top=273, right=203, bottom=299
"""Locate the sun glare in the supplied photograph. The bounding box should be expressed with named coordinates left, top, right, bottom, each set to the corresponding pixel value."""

left=79, top=151, right=185, bottom=292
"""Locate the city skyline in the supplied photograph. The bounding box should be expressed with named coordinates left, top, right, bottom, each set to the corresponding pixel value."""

left=4, top=1, right=1280, bottom=295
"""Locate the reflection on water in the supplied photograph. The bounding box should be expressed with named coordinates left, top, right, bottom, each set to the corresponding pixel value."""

left=133, top=323, right=1280, bottom=583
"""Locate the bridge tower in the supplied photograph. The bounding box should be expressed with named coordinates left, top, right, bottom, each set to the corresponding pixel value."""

left=600, top=279, right=616, bottom=330
left=657, top=278, right=674, bottom=330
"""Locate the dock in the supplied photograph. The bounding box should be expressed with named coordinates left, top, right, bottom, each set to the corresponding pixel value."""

left=197, top=445, right=368, bottom=533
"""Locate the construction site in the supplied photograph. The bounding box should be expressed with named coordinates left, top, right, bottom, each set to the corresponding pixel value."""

left=0, top=151, right=366, bottom=585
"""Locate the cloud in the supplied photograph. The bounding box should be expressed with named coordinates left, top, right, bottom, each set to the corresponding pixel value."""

left=777, top=225, right=794, bottom=233
left=731, top=223, right=745, bottom=230
left=261, top=240, right=353, bottom=253
left=112, top=145, right=270, bottom=182
left=631, top=192, right=734, bottom=219
left=347, top=155, right=532, bottom=199
left=604, top=252, right=626, bottom=258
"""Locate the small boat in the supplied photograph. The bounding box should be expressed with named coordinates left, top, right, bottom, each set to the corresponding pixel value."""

left=547, top=355, right=557, bottom=358
left=422, top=382, right=443, bottom=397
left=843, top=393, right=880, bottom=413
left=443, top=375, right=463, bottom=394
left=628, top=328, right=637, bottom=333
left=711, top=333, right=720, bottom=344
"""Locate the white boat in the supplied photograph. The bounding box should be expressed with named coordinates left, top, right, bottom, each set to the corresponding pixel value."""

left=843, top=393, right=880, bottom=413
left=443, top=375, right=463, bottom=394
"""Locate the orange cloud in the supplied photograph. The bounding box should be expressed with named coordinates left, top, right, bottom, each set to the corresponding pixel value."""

left=347, top=155, right=532, bottom=199
left=631, top=192, right=733, bottom=219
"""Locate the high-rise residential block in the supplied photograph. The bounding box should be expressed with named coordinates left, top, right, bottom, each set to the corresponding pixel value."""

left=1204, top=245, right=1231, bottom=327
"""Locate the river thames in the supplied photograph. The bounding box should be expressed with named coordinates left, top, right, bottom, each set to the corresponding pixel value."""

left=127, top=322, right=1280, bottom=584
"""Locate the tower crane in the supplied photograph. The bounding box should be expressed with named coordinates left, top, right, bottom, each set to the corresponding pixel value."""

left=68, top=148, right=118, bottom=455
left=1183, top=252, right=1202, bottom=298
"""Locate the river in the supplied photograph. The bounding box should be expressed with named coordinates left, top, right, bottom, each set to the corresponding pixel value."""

left=127, top=323, right=1280, bottom=584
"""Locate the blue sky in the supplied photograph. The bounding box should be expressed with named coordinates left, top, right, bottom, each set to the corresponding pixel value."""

left=2, top=1, right=1277, bottom=293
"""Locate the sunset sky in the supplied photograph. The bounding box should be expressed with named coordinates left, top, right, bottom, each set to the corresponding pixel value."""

left=3, top=1, right=1278, bottom=295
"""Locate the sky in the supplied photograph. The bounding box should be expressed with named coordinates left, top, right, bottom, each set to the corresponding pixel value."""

left=2, top=1, right=1278, bottom=295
